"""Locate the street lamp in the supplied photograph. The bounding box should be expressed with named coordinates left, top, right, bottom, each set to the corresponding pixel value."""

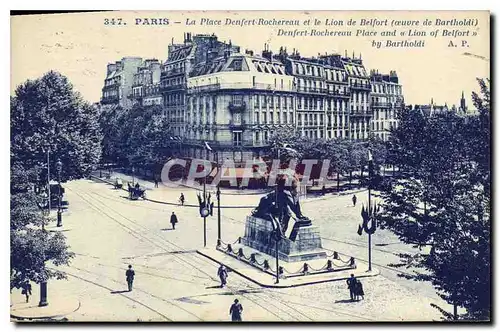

left=216, top=177, right=221, bottom=241
left=357, top=149, right=378, bottom=271
left=36, top=190, right=49, bottom=307
left=56, top=159, right=63, bottom=227
left=198, top=142, right=215, bottom=247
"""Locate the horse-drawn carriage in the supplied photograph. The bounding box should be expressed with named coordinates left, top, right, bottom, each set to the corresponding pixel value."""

left=114, top=178, right=123, bottom=189
left=128, top=183, right=146, bottom=200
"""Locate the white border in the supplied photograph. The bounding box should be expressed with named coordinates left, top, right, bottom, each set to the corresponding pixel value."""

left=3, top=1, right=497, bottom=332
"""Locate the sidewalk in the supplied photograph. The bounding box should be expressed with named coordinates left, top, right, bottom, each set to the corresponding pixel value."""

left=10, top=285, right=80, bottom=321
left=91, top=170, right=367, bottom=208
left=95, top=169, right=273, bottom=196
left=90, top=173, right=259, bottom=209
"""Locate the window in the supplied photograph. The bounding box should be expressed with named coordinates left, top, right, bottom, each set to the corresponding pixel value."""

left=233, top=132, right=242, bottom=146
left=255, top=112, right=260, bottom=124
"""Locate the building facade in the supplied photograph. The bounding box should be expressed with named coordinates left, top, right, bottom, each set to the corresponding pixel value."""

left=101, top=33, right=405, bottom=157
left=370, top=70, right=404, bottom=141
left=131, top=59, right=162, bottom=107
left=101, top=57, right=144, bottom=109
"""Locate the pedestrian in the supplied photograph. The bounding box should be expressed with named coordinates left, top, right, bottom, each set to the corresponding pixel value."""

left=322, top=185, right=326, bottom=196
left=229, top=299, right=243, bottom=322
left=154, top=178, right=159, bottom=188
left=179, top=193, right=185, bottom=206
left=352, top=194, right=357, bottom=207
left=346, top=273, right=357, bottom=301
left=218, top=265, right=228, bottom=288
left=21, top=282, right=32, bottom=303
left=126, top=265, right=135, bottom=292
left=170, top=212, right=178, bottom=230
left=355, top=279, right=365, bottom=301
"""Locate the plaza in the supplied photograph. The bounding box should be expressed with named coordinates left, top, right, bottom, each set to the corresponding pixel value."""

left=11, top=174, right=451, bottom=322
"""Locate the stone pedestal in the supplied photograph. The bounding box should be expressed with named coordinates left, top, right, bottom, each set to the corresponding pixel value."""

left=242, top=215, right=327, bottom=262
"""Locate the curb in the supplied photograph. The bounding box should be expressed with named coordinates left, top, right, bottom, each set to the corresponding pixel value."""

left=196, top=249, right=379, bottom=289
left=89, top=175, right=257, bottom=209
left=11, top=300, right=81, bottom=322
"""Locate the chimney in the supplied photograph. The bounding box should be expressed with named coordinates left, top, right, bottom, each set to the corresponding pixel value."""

left=107, top=63, right=117, bottom=75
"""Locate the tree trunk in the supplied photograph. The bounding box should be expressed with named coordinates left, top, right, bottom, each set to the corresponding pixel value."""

left=360, top=166, right=364, bottom=179
left=349, top=171, right=352, bottom=185
left=337, top=172, right=340, bottom=192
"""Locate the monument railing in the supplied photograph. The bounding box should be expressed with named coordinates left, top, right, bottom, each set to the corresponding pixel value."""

left=216, top=238, right=357, bottom=277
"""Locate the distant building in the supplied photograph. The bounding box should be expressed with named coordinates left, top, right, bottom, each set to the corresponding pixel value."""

left=370, top=70, right=404, bottom=141
left=131, top=59, right=162, bottom=107
left=101, top=57, right=144, bottom=108
left=411, top=92, right=469, bottom=118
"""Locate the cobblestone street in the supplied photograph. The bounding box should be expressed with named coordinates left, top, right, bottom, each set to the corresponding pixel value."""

left=12, top=177, right=450, bottom=321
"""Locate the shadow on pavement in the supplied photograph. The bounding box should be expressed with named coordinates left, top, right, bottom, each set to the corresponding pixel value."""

left=335, top=299, right=357, bottom=304
left=110, top=290, right=129, bottom=294
left=205, top=285, right=222, bottom=289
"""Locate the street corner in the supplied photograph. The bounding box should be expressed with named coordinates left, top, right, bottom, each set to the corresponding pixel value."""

left=10, top=290, right=81, bottom=322
left=197, top=247, right=379, bottom=289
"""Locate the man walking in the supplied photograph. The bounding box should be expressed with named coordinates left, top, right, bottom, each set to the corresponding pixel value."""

left=217, top=265, right=228, bottom=288
left=21, top=282, right=32, bottom=303
left=352, top=194, right=357, bottom=207
left=179, top=193, right=185, bottom=206
left=154, top=177, right=159, bottom=188
left=229, top=299, right=243, bottom=322
left=126, top=265, right=135, bottom=292
left=170, top=212, right=178, bottom=230
left=346, top=273, right=357, bottom=301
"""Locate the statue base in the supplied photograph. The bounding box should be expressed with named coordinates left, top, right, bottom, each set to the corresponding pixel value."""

left=242, top=216, right=327, bottom=262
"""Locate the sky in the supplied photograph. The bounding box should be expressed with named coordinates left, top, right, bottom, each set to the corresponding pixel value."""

left=11, top=11, right=490, bottom=108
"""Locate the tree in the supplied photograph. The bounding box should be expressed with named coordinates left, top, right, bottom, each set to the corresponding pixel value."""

left=98, top=103, right=175, bottom=175
left=10, top=71, right=97, bottom=291
left=11, top=71, right=102, bottom=181
left=325, top=139, right=350, bottom=192
left=378, top=79, right=490, bottom=321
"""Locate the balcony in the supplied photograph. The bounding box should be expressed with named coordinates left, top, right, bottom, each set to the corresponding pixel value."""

left=228, top=100, right=246, bottom=112
left=351, top=82, right=372, bottom=91
left=162, top=83, right=187, bottom=91
left=101, top=95, right=119, bottom=104
left=295, top=86, right=327, bottom=95
left=229, top=120, right=246, bottom=130
left=188, top=83, right=221, bottom=93
left=327, top=89, right=351, bottom=98
left=162, top=67, right=184, bottom=77
left=371, top=101, right=391, bottom=108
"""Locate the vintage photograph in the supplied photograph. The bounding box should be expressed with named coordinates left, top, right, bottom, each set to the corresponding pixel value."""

left=10, top=10, right=490, bottom=322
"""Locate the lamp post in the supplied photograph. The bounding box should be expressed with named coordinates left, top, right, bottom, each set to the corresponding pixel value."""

left=56, top=159, right=63, bottom=227
left=216, top=181, right=221, bottom=241
left=36, top=190, right=49, bottom=307
left=199, top=141, right=214, bottom=247
left=357, top=149, right=377, bottom=271
left=203, top=178, right=207, bottom=247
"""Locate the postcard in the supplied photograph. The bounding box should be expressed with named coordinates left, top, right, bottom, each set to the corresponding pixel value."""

left=10, top=10, right=490, bottom=322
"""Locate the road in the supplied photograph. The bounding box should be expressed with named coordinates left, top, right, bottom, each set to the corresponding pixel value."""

left=45, top=178, right=449, bottom=321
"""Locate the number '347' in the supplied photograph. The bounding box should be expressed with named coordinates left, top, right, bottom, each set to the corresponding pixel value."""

left=104, top=18, right=125, bottom=25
